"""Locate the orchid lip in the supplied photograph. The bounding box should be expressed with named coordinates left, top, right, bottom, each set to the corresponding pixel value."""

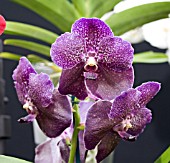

left=84, top=57, right=98, bottom=72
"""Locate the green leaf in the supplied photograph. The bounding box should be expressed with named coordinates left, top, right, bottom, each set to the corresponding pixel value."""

left=155, top=146, right=170, bottom=163
left=0, top=52, right=21, bottom=60
left=27, top=55, right=61, bottom=72
left=4, top=39, right=50, bottom=57
left=11, top=0, right=78, bottom=31
left=88, top=0, right=122, bottom=18
left=27, top=54, right=49, bottom=63
left=106, top=2, right=170, bottom=35
left=72, top=0, right=87, bottom=17
left=5, top=21, right=58, bottom=44
left=133, top=51, right=168, bottom=63
left=0, top=155, right=32, bottom=163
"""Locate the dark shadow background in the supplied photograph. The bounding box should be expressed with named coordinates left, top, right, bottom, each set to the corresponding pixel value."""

left=0, top=0, right=170, bottom=162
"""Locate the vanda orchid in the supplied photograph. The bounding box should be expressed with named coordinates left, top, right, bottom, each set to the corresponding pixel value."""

left=12, top=18, right=161, bottom=163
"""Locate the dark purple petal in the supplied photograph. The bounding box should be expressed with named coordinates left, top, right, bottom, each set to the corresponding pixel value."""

left=58, top=139, right=70, bottom=163
left=18, top=114, right=36, bottom=123
left=51, top=32, right=86, bottom=69
left=28, top=73, right=54, bottom=108
left=79, top=101, right=94, bottom=123
left=12, top=57, right=36, bottom=104
left=36, top=90, right=72, bottom=138
left=84, top=101, right=113, bottom=150
left=58, top=63, right=88, bottom=100
left=98, top=37, right=134, bottom=70
left=85, top=64, right=134, bottom=100
left=136, top=82, right=161, bottom=107
left=96, top=131, right=120, bottom=162
left=72, top=18, right=113, bottom=52
left=109, top=89, right=141, bottom=120
left=127, top=107, right=152, bottom=138
left=35, top=137, right=69, bottom=163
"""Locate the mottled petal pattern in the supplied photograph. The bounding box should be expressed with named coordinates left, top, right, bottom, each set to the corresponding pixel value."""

left=37, top=90, right=72, bottom=138
left=109, top=89, right=141, bottom=120
left=127, top=108, right=152, bottom=137
left=85, top=65, right=134, bottom=100
left=59, top=63, right=88, bottom=100
left=96, top=131, right=120, bottom=162
left=98, top=37, right=134, bottom=70
left=12, top=57, right=36, bottom=104
left=72, top=18, right=113, bottom=52
left=51, top=33, right=86, bottom=69
left=84, top=101, right=113, bottom=150
left=137, top=82, right=161, bottom=107
left=28, top=73, right=54, bottom=108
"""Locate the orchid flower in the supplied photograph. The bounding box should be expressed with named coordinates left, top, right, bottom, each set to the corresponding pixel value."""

left=51, top=18, right=134, bottom=100
left=84, top=82, right=160, bottom=162
left=12, top=57, right=72, bottom=137
left=35, top=127, right=73, bottom=163
left=0, top=15, right=6, bottom=35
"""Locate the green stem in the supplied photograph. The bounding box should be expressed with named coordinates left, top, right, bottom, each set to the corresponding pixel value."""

left=68, top=100, right=80, bottom=163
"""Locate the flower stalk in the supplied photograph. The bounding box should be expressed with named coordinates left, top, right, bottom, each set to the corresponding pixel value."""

left=68, top=98, right=81, bottom=163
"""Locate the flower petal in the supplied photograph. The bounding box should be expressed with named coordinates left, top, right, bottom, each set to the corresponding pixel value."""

left=36, top=90, right=72, bottom=138
left=35, top=138, right=60, bottom=163
left=51, top=32, right=86, bottom=69
left=12, top=57, right=36, bottom=104
left=85, top=64, right=134, bottom=100
left=84, top=101, right=113, bottom=150
left=58, top=139, right=70, bottom=163
left=79, top=101, right=94, bottom=123
left=96, top=131, right=120, bottom=162
left=72, top=18, right=113, bottom=52
left=0, top=15, right=6, bottom=35
left=98, top=37, right=134, bottom=70
left=78, top=131, right=87, bottom=163
left=58, top=63, right=88, bottom=100
left=18, top=114, right=36, bottom=123
left=136, top=82, right=161, bottom=107
left=109, top=89, right=141, bottom=120
left=126, top=108, right=152, bottom=139
left=28, top=73, right=54, bottom=108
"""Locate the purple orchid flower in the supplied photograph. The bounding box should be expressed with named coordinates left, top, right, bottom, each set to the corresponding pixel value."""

left=12, top=57, right=72, bottom=138
left=35, top=127, right=72, bottom=163
left=84, top=82, right=161, bottom=162
left=35, top=101, right=94, bottom=163
left=51, top=18, right=134, bottom=100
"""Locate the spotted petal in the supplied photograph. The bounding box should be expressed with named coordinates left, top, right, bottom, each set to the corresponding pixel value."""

left=97, top=37, right=134, bottom=70
left=72, top=18, right=113, bottom=52
left=96, top=131, right=120, bottom=162
left=84, top=101, right=113, bottom=150
left=36, top=90, right=72, bottom=138
left=109, top=89, right=141, bottom=120
left=51, top=33, right=86, bottom=69
left=12, top=57, right=36, bottom=104
left=137, top=82, right=161, bottom=107
left=58, top=63, right=88, bottom=100
left=85, top=65, right=134, bottom=100
left=126, top=108, right=152, bottom=138
left=28, top=73, right=54, bottom=108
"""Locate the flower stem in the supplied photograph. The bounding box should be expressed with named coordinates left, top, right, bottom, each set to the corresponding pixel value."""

left=68, top=99, right=80, bottom=163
